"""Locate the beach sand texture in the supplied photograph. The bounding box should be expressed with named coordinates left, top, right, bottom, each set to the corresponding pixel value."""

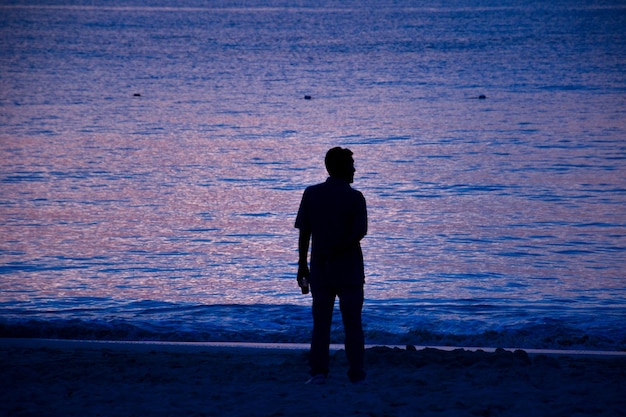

left=1, top=340, right=625, bottom=417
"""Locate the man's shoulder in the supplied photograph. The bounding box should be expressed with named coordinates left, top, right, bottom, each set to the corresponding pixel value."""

left=302, top=182, right=324, bottom=198
left=306, top=181, right=327, bottom=191
left=304, top=180, right=333, bottom=194
left=305, top=179, right=364, bottom=200
left=305, top=179, right=346, bottom=191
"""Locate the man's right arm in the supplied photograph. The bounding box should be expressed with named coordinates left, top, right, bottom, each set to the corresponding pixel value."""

left=332, top=192, right=368, bottom=258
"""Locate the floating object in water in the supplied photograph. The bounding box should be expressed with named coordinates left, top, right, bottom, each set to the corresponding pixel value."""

left=478, top=94, right=487, bottom=99
left=133, top=93, right=141, bottom=97
left=304, top=95, right=312, bottom=100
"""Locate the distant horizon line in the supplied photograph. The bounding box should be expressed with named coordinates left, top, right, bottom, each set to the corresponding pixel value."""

left=3, top=4, right=625, bottom=14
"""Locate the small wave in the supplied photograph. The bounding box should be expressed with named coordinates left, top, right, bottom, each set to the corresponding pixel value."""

left=1, top=316, right=623, bottom=352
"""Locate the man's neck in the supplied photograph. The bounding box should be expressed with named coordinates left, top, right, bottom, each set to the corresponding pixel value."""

left=328, top=176, right=351, bottom=184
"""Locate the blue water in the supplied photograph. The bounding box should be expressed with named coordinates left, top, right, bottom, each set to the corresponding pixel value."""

left=1, top=0, right=625, bottom=350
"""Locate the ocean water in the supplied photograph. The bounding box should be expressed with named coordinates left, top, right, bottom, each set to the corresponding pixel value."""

left=1, top=0, right=625, bottom=350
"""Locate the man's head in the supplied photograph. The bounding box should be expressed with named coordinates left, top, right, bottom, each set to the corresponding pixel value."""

left=325, top=147, right=355, bottom=183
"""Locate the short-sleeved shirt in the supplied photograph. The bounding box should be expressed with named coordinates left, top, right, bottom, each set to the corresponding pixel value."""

left=295, top=177, right=367, bottom=287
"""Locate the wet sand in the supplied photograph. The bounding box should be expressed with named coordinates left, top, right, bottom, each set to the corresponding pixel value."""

left=1, top=339, right=625, bottom=417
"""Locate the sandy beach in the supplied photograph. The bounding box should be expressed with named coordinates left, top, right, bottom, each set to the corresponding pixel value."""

left=1, top=339, right=625, bottom=417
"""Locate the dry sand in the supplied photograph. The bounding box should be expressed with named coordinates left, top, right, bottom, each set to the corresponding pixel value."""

left=1, top=339, right=625, bottom=417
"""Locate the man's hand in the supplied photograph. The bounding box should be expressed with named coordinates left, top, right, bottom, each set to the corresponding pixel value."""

left=297, top=262, right=310, bottom=289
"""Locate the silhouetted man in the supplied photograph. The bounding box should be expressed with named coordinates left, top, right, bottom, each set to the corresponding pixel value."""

left=295, top=147, right=367, bottom=385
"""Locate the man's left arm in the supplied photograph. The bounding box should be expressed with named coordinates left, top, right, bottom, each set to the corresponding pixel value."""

left=297, top=228, right=311, bottom=286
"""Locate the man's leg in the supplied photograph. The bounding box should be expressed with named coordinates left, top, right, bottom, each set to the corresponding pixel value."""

left=339, top=285, right=365, bottom=383
left=310, top=285, right=336, bottom=377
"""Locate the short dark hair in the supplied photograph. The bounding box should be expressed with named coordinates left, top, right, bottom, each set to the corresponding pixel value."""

left=325, top=147, right=353, bottom=177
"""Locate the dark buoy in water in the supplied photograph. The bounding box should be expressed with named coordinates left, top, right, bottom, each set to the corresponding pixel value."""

left=133, top=93, right=141, bottom=97
left=304, top=95, right=312, bottom=100
left=478, top=94, right=486, bottom=99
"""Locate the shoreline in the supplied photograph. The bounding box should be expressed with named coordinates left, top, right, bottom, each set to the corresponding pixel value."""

left=2, top=337, right=625, bottom=357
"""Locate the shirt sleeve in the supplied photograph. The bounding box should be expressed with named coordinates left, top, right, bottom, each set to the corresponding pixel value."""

left=350, top=191, right=368, bottom=242
left=357, top=191, right=368, bottom=239
left=294, top=188, right=309, bottom=230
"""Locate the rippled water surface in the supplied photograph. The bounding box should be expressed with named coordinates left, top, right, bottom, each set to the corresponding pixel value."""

left=1, top=1, right=625, bottom=348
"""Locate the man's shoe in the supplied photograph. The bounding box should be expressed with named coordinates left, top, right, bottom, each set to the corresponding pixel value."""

left=348, top=369, right=367, bottom=385
left=305, top=374, right=327, bottom=385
